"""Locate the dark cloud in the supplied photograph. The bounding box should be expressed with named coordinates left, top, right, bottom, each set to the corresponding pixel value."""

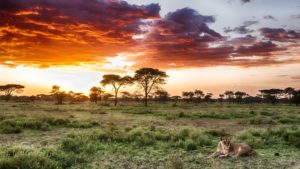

left=224, top=20, right=258, bottom=34
left=263, top=15, right=277, bottom=21
left=235, top=41, right=286, bottom=56
left=241, top=0, right=252, bottom=4
left=132, top=8, right=291, bottom=68
left=260, top=28, right=300, bottom=42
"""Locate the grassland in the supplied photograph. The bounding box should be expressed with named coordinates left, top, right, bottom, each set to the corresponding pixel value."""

left=0, top=101, right=299, bottom=169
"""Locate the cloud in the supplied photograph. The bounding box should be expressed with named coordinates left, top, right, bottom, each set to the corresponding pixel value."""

left=291, top=75, right=300, bottom=80
left=0, top=0, right=160, bottom=67
left=224, top=20, right=258, bottom=34
left=260, top=28, right=300, bottom=42
left=130, top=9, right=292, bottom=68
left=235, top=41, right=286, bottom=56
left=240, top=0, right=252, bottom=4
left=0, top=1, right=297, bottom=69
left=263, top=15, right=277, bottom=21
left=291, top=14, right=300, bottom=19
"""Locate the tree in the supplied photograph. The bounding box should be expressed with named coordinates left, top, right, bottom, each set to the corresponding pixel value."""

left=154, top=89, right=169, bottom=103
left=204, top=93, right=213, bottom=102
left=102, top=93, right=113, bottom=104
left=194, top=89, right=204, bottom=103
left=234, top=91, right=247, bottom=103
left=121, top=91, right=132, bottom=101
left=50, top=85, right=66, bottom=105
left=284, top=87, right=295, bottom=104
left=292, top=90, right=300, bottom=106
left=182, top=91, right=194, bottom=102
left=134, top=68, right=168, bottom=107
left=219, top=94, right=225, bottom=103
left=89, top=87, right=104, bottom=104
left=100, top=74, right=134, bottom=106
left=259, top=89, right=283, bottom=105
left=0, top=84, right=25, bottom=102
left=224, top=91, right=234, bottom=102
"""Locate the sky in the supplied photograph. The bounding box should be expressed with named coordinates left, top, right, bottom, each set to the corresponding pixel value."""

left=0, top=0, right=300, bottom=96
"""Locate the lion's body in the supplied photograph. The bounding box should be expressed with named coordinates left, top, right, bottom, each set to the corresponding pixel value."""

left=209, top=137, right=255, bottom=158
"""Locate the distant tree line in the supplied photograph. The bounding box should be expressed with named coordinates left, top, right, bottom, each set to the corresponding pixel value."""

left=1, top=68, right=300, bottom=106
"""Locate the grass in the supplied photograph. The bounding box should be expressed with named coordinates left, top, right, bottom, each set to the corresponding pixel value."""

left=0, top=101, right=299, bottom=168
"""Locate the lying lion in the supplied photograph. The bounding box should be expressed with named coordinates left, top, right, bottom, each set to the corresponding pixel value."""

left=208, top=137, right=256, bottom=158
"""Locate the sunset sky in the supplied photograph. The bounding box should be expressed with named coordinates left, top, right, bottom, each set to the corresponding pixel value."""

left=0, top=0, right=300, bottom=96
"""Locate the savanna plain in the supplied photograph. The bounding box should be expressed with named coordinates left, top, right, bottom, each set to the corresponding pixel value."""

left=0, top=101, right=299, bottom=169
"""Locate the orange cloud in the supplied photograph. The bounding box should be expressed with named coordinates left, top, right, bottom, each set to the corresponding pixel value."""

left=0, top=1, right=299, bottom=69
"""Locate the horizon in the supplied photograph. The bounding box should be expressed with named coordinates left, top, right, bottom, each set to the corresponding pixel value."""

left=0, top=0, right=300, bottom=96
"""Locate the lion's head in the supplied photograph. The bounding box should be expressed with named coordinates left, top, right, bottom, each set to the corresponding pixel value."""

left=220, top=137, right=231, bottom=153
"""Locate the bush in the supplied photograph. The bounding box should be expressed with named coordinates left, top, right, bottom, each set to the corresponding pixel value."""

left=185, top=139, right=197, bottom=151
left=0, top=119, right=22, bottom=134
left=0, top=153, right=60, bottom=169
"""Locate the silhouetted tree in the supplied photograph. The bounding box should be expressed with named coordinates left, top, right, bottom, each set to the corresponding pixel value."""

left=204, top=93, right=213, bottom=102
left=259, top=89, right=283, bottom=105
left=102, top=93, right=114, bottom=104
left=132, top=91, right=143, bottom=102
left=89, top=87, right=104, bottom=104
left=0, top=84, right=25, bottom=102
left=219, top=94, right=225, bottom=103
left=171, top=96, right=181, bottom=106
left=120, top=91, right=132, bottom=101
left=224, top=91, right=234, bottom=102
left=134, top=68, right=168, bottom=107
left=101, top=74, right=134, bottom=106
left=154, top=89, right=169, bottom=103
left=234, top=91, right=247, bottom=103
left=194, top=89, right=204, bottom=103
left=284, top=87, right=295, bottom=104
left=182, top=91, right=194, bottom=102
left=50, top=85, right=66, bottom=105
left=292, top=90, right=300, bottom=106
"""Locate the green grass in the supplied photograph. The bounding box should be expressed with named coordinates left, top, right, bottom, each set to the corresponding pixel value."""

left=0, top=101, right=299, bottom=168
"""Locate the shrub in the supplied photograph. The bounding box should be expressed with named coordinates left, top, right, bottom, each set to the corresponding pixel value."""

left=67, top=121, right=93, bottom=128
left=0, top=119, right=22, bottom=134
left=185, top=139, right=197, bottom=151
left=0, top=153, right=60, bottom=169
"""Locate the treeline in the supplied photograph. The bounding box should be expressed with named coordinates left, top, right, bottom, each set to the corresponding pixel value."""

left=0, top=68, right=300, bottom=106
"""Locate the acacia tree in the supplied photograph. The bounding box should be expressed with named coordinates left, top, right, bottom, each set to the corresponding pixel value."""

left=134, top=68, right=168, bottom=107
left=234, top=91, right=247, bottom=103
left=194, top=89, right=204, bottom=103
left=50, top=85, right=66, bottom=105
left=100, top=74, right=133, bottom=106
left=292, top=90, right=300, bottom=106
left=89, top=86, right=104, bottom=104
left=182, top=91, right=194, bottom=102
left=259, top=89, right=283, bottom=105
left=154, top=89, right=169, bottom=103
left=204, top=93, right=213, bottom=102
left=219, top=94, right=225, bottom=103
left=284, top=87, right=295, bottom=104
left=224, top=91, right=234, bottom=102
left=0, top=84, right=25, bottom=102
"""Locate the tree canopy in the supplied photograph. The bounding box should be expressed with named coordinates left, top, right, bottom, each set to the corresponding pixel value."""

left=134, top=68, right=168, bottom=106
left=0, top=84, right=25, bottom=101
left=100, top=74, right=134, bottom=106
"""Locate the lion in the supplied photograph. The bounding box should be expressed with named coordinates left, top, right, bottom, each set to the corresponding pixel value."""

left=208, top=137, right=256, bottom=158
